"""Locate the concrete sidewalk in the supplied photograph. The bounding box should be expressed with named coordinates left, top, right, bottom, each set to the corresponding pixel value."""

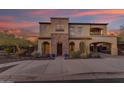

left=0, top=57, right=124, bottom=82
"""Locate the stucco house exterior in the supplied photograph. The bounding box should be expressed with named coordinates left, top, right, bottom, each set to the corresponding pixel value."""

left=38, top=17, right=118, bottom=56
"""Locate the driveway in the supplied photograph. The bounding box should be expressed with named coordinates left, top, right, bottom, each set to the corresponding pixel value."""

left=0, top=56, right=124, bottom=82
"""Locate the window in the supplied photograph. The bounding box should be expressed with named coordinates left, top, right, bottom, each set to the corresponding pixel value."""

left=56, top=24, right=64, bottom=31
left=70, top=27, right=83, bottom=36
left=90, top=28, right=102, bottom=35
left=70, top=27, right=76, bottom=36
left=40, top=25, right=47, bottom=30
left=77, top=27, right=83, bottom=33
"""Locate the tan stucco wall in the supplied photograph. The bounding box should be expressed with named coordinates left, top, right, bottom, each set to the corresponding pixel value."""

left=39, top=24, right=51, bottom=37
left=38, top=17, right=118, bottom=56
left=39, top=23, right=107, bottom=38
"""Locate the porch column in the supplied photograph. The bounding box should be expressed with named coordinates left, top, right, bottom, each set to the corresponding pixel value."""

left=86, top=43, right=90, bottom=55
left=93, top=43, right=98, bottom=53
left=37, top=40, right=42, bottom=55
left=49, top=41, right=52, bottom=55
left=111, top=44, right=118, bottom=56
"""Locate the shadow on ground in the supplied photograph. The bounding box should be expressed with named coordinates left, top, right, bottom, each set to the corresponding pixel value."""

left=15, top=78, right=124, bottom=83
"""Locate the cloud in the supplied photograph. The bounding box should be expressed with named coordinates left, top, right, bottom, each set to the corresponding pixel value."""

left=0, top=28, right=38, bottom=37
left=74, top=9, right=124, bottom=17
left=26, top=9, right=79, bottom=18
left=89, top=15, right=123, bottom=23
left=72, top=10, right=124, bottom=23
left=0, top=20, right=39, bottom=36
left=28, top=10, right=57, bottom=16
left=0, top=21, right=37, bottom=28
left=1, top=9, right=124, bottom=36
left=0, top=16, right=15, bottom=20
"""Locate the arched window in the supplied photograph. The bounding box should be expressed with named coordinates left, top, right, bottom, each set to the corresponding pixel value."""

left=69, top=42, right=75, bottom=52
left=42, top=42, right=50, bottom=55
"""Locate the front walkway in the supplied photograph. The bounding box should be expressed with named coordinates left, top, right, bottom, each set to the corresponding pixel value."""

left=0, top=56, right=124, bottom=82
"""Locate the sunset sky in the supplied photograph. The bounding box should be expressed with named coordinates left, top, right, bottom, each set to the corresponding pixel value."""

left=0, top=9, right=124, bottom=36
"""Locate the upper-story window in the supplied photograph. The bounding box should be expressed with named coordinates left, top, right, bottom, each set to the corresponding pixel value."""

left=56, top=24, right=64, bottom=31
left=70, top=27, right=75, bottom=36
left=70, top=26, right=84, bottom=36
left=77, top=27, right=83, bottom=33
left=90, top=28, right=103, bottom=35
left=40, top=25, right=48, bottom=30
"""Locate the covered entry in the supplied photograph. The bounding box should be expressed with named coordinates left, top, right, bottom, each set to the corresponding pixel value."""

left=90, top=42, right=111, bottom=54
left=57, top=43, right=62, bottom=56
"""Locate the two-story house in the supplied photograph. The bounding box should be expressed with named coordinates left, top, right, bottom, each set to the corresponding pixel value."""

left=38, top=17, right=118, bottom=56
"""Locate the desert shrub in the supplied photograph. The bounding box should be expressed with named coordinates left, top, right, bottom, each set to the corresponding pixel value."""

left=31, top=52, right=41, bottom=58
left=80, top=53, right=88, bottom=59
left=89, top=53, right=101, bottom=58
left=71, top=50, right=81, bottom=58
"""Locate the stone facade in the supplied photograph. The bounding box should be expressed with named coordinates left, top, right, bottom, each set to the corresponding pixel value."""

left=38, top=17, right=118, bottom=56
left=51, top=33, right=69, bottom=56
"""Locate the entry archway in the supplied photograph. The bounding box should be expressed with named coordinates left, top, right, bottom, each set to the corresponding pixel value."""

left=90, top=42, right=111, bottom=54
left=57, top=42, right=62, bottom=56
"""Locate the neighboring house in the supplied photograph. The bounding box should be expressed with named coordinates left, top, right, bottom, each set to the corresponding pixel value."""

left=38, top=17, right=118, bottom=56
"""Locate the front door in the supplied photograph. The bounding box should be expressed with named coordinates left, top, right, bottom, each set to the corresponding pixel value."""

left=57, top=43, right=62, bottom=56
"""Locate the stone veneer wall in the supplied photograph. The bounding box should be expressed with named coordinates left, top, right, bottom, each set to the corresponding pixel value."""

left=51, top=33, right=69, bottom=56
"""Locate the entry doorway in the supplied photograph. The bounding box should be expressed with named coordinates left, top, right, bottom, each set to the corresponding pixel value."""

left=57, top=43, right=62, bottom=56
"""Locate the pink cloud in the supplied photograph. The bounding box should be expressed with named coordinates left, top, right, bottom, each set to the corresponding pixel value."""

left=72, top=9, right=124, bottom=23
left=0, top=16, right=15, bottom=20
left=90, top=15, right=122, bottom=23
left=0, top=21, right=37, bottom=28
left=26, top=10, right=79, bottom=18
left=74, top=9, right=124, bottom=17
left=0, top=28, right=38, bottom=37
left=29, top=10, right=57, bottom=15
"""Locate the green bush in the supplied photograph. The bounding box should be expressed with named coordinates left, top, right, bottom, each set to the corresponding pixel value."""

left=4, top=48, right=13, bottom=55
